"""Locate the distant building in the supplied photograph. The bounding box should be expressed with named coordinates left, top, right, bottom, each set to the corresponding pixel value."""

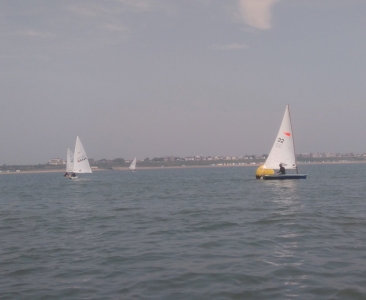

left=164, top=156, right=175, bottom=162
left=49, top=158, right=64, bottom=165
left=341, top=153, right=354, bottom=157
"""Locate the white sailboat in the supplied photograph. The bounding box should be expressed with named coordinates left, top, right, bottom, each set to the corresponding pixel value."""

left=71, top=136, right=92, bottom=178
left=129, top=157, right=137, bottom=172
left=256, top=104, right=307, bottom=180
left=64, top=148, right=74, bottom=177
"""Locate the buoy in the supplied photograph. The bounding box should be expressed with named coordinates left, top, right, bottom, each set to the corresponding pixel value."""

left=255, top=165, right=274, bottom=179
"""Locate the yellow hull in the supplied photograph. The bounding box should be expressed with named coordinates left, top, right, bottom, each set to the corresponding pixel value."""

left=255, top=165, right=274, bottom=179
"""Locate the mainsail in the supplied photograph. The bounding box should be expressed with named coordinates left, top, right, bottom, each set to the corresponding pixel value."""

left=263, top=105, right=297, bottom=170
left=129, top=157, right=137, bottom=171
left=66, top=148, right=74, bottom=172
left=72, top=136, right=92, bottom=173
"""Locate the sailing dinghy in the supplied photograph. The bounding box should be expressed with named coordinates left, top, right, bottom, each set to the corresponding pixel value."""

left=71, top=136, right=92, bottom=179
left=129, top=157, right=137, bottom=172
left=256, top=104, right=307, bottom=180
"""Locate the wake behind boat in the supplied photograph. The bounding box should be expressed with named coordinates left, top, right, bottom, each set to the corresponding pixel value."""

left=255, top=104, right=307, bottom=180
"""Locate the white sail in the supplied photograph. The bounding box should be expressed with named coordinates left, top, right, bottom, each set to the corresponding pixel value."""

left=129, top=157, right=136, bottom=171
left=263, top=105, right=297, bottom=170
left=72, top=136, right=92, bottom=173
left=66, top=148, right=74, bottom=172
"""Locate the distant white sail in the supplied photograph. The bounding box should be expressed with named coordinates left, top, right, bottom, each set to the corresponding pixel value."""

left=73, top=136, right=92, bottom=173
left=263, top=105, right=297, bottom=170
left=66, top=148, right=74, bottom=172
left=129, top=157, right=136, bottom=171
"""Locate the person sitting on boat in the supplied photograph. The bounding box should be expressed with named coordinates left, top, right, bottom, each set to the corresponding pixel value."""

left=277, top=164, right=286, bottom=175
left=64, top=172, right=69, bottom=177
left=71, top=172, right=76, bottom=177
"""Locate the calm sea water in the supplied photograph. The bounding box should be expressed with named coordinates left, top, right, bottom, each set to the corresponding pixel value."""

left=1, top=164, right=366, bottom=300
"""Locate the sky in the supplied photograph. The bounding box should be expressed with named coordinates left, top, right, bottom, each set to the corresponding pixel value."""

left=1, top=0, right=366, bottom=164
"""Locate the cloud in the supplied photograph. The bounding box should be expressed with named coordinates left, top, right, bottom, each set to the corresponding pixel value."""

left=212, top=43, right=249, bottom=50
left=102, top=24, right=128, bottom=32
left=238, top=0, right=280, bottom=30
left=68, top=4, right=114, bottom=17
left=68, top=0, right=163, bottom=18
left=16, top=30, right=55, bottom=39
left=0, top=54, right=50, bottom=61
left=116, top=0, right=153, bottom=12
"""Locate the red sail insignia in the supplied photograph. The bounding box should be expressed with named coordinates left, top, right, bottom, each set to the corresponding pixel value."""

left=284, top=132, right=291, bottom=137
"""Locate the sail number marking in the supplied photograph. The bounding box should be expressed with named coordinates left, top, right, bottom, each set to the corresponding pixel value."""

left=276, top=137, right=285, bottom=148
left=76, top=155, right=87, bottom=163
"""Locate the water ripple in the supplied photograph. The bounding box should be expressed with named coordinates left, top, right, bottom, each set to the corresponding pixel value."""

left=1, top=165, right=366, bottom=299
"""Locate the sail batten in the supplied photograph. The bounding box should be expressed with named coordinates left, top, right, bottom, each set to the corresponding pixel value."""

left=263, top=105, right=297, bottom=170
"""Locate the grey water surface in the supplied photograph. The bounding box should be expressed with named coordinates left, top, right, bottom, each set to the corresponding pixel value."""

left=1, top=164, right=366, bottom=299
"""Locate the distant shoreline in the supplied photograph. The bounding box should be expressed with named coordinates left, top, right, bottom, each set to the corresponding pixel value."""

left=1, top=160, right=365, bottom=175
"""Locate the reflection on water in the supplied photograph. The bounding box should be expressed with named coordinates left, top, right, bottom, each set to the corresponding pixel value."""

left=260, top=179, right=304, bottom=288
left=265, top=180, right=301, bottom=208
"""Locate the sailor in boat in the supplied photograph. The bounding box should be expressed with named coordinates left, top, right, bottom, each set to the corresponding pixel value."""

left=277, top=164, right=286, bottom=175
left=64, top=172, right=69, bottom=177
left=71, top=172, right=77, bottom=178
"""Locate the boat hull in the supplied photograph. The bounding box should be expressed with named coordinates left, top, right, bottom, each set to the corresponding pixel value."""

left=262, top=174, right=307, bottom=180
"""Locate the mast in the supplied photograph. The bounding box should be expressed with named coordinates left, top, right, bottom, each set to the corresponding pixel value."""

left=287, top=104, right=298, bottom=174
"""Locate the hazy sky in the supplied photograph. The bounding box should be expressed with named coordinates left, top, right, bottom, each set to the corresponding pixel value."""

left=1, top=0, right=366, bottom=164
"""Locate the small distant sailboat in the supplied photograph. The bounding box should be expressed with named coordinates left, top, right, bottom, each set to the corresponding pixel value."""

left=129, top=157, right=137, bottom=172
left=256, top=104, right=307, bottom=180
left=71, top=136, right=92, bottom=179
left=64, top=148, right=74, bottom=178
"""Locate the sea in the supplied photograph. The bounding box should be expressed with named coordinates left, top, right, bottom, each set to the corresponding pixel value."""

left=1, top=164, right=366, bottom=300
